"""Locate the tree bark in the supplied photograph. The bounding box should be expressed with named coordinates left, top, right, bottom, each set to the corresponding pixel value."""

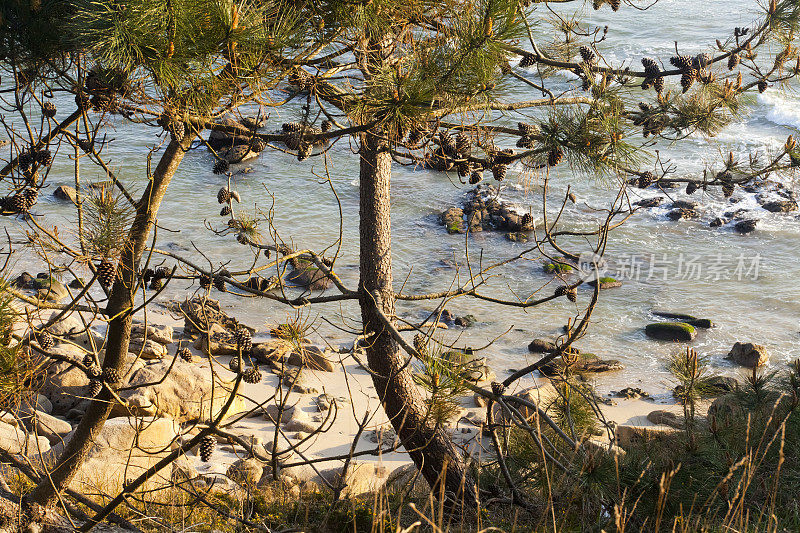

left=28, top=136, right=194, bottom=507
left=357, top=131, right=477, bottom=506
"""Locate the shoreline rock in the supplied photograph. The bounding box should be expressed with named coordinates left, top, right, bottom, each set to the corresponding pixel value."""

left=644, top=322, right=696, bottom=342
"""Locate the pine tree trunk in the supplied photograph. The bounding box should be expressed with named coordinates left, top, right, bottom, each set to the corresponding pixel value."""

left=357, top=131, right=477, bottom=506
left=28, top=136, right=193, bottom=507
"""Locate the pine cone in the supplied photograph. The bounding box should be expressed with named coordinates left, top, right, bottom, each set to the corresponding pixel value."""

left=670, top=55, right=693, bottom=72
left=10, top=194, right=28, bottom=214
left=200, top=273, right=212, bottom=290
left=150, top=278, right=162, bottom=291
left=97, top=260, right=116, bottom=288
left=457, top=161, right=470, bottom=177
left=580, top=46, right=596, bottom=63
left=252, top=137, right=267, bottom=153
left=492, top=164, right=507, bottom=181
left=87, top=379, right=103, bottom=398
left=413, top=333, right=429, bottom=357
left=242, top=366, right=262, bottom=384
left=641, top=57, right=660, bottom=76
left=439, top=132, right=456, bottom=157
left=297, top=142, right=312, bottom=161
left=82, top=353, right=95, bottom=368
left=521, top=213, right=533, bottom=227
left=235, top=327, right=252, bottom=354
left=519, top=53, right=537, bottom=67
left=101, top=367, right=120, bottom=384
left=77, top=139, right=94, bottom=154
left=722, top=183, right=735, bottom=197
left=548, top=148, right=564, bottom=167
left=36, top=330, right=54, bottom=350
left=637, top=171, right=656, bottom=188
left=35, top=149, right=53, bottom=167
left=758, top=80, right=768, bottom=93
left=199, top=435, right=216, bottom=462
left=455, top=133, right=471, bottom=155
left=321, top=120, right=332, bottom=132
left=214, top=269, right=230, bottom=291
left=168, top=120, right=185, bottom=142
left=469, top=170, right=483, bottom=185
left=653, top=76, right=664, bottom=94
left=213, top=159, right=230, bottom=175
left=282, top=122, right=303, bottom=133
left=686, top=182, right=699, bottom=195
left=217, top=188, right=231, bottom=204
left=680, top=72, right=695, bottom=93
left=554, top=285, right=569, bottom=297
left=178, top=347, right=193, bottom=363
left=609, top=0, right=620, bottom=10
left=566, top=287, right=577, bottom=302
left=728, top=53, right=740, bottom=70
left=229, top=357, right=242, bottom=373
left=42, top=101, right=57, bottom=118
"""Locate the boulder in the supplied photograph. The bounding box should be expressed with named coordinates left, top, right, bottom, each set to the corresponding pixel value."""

left=666, top=207, right=700, bottom=221
left=284, top=416, right=317, bottom=434
left=195, top=323, right=237, bottom=355
left=615, top=424, right=680, bottom=449
left=633, top=197, right=664, bottom=208
left=587, top=277, right=622, bottom=289
left=539, top=352, right=622, bottom=376
left=252, top=339, right=293, bottom=365
left=227, top=458, right=264, bottom=486
left=42, top=310, right=104, bottom=351
left=114, top=359, right=248, bottom=422
left=15, top=408, right=72, bottom=445
left=36, top=278, right=69, bottom=303
left=207, top=116, right=251, bottom=150
left=528, top=339, right=557, bottom=353
left=285, top=263, right=332, bottom=291
left=440, top=207, right=464, bottom=234
left=614, top=387, right=649, bottom=399
left=317, top=462, right=393, bottom=498
left=45, top=417, right=178, bottom=496
left=53, top=185, right=78, bottom=204
left=734, top=219, right=758, bottom=234
left=0, top=420, right=50, bottom=456
left=131, top=323, right=173, bottom=345
left=177, top=297, right=244, bottom=337
left=128, top=338, right=168, bottom=359
left=219, top=144, right=258, bottom=163
left=726, top=342, right=768, bottom=368
left=651, top=311, right=714, bottom=328
left=454, top=314, right=477, bottom=328
left=644, top=322, right=696, bottom=342
left=264, top=403, right=295, bottom=424
left=287, top=345, right=334, bottom=372
left=761, top=200, right=797, bottom=212
left=646, top=410, right=683, bottom=429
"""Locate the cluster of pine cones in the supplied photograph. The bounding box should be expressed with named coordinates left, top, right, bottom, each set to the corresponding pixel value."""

left=1, top=188, right=38, bottom=215
left=593, top=0, right=621, bottom=11
left=669, top=54, right=714, bottom=93
left=281, top=120, right=330, bottom=161
left=140, top=266, right=171, bottom=291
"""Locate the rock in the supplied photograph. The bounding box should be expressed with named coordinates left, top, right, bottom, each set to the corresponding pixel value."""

left=287, top=345, right=334, bottom=372
left=227, top=458, right=264, bottom=486
left=651, top=311, right=714, bottom=329
left=131, top=323, right=173, bottom=345
left=284, top=417, right=317, bottom=433
left=666, top=207, right=700, bottom=220
left=264, top=403, right=295, bottom=424
left=633, top=197, right=664, bottom=208
left=15, top=408, right=72, bottom=445
left=219, top=144, right=258, bottom=163
left=587, top=277, right=622, bottom=289
left=761, top=200, right=797, bottom=212
left=583, top=439, right=627, bottom=459
left=671, top=200, right=699, bottom=210
left=196, top=323, right=237, bottom=355
left=440, top=207, right=464, bottom=234
left=285, top=262, right=332, bottom=290
left=543, top=258, right=574, bottom=274
left=539, top=352, right=622, bottom=376
left=454, top=314, right=477, bottom=328
left=644, top=322, right=696, bottom=342
left=506, top=232, right=529, bottom=242
left=114, top=359, right=248, bottom=422
left=710, top=217, right=727, bottom=228
left=615, top=424, right=680, bottom=449
left=734, top=219, right=758, bottom=234
left=528, top=339, right=557, bottom=353
left=44, top=417, right=178, bottom=496
left=36, top=278, right=69, bottom=303
left=368, top=427, right=399, bottom=447
left=13, top=272, right=34, bottom=288
left=615, top=387, right=649, bottom=399
left=177, top=297, right=244, bottom=337
left=0, top=420, right=51, bottom=456
left=511, top=384, right=557, bottom=421
left=172, top=456, right=199, bottom=483
left=473, top=393, right=490, bottom=408
left=317, top=462, right=393, bottom=498
left=252, top=339, right=293, bottom=365
left=726, top=342, right=768, bottom=368
left=68, top=278, right=86, bottom=289
left=42, top=310, right=103, bottom=350
left=207, top=116, right=251, bottom=150
left=128, top=338, right=168, bottom=359
left=646, top=410, right=683, bottom=429
left=703, top=376, right=739, bottom=394
left=53, top=185, right=78, bottom=204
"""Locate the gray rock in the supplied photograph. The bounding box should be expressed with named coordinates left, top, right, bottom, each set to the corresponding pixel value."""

left=227, top=458, right=264, bottom=486
left=528, top=339, right=556, bottom=353
left=734, top=219, right=758, bottom=234
left=761, top=200, right=797, bottom=212
left=646, top=410, right=683, bottom=428
left=264, top=403, right=295, bottom=424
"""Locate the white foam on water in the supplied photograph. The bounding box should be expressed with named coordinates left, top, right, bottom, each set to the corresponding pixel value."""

left=760, top=91, right=800, bottom=129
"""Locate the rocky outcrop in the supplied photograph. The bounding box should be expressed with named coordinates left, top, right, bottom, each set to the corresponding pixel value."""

left=615, top=424, right=679, bottom=449
left=114, top=359, right=248, bottom=422
left=286, top=345, right=335, bottom=372
left=53, top=185, right=78, bottom=203
left=651, top=311, right=714, bottom=329
left=285, top=261, right=332, bottom=290
left=439, top=185, right=535, bottom=235
left=734, top=219, right=758, bottom=234
left=726, top=342, right=768, bottom=368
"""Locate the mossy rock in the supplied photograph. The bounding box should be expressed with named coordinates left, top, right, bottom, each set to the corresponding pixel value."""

left=652, top=311, right=714, bottom=329
left=543, top=262, right=573, bottom=274
left=644, top=322, right=696, bottom=342
left=588, top=276, right=622, bottom=289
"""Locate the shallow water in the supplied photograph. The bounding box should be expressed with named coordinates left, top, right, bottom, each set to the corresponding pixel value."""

left=3, top=0, right=800, bottom=398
